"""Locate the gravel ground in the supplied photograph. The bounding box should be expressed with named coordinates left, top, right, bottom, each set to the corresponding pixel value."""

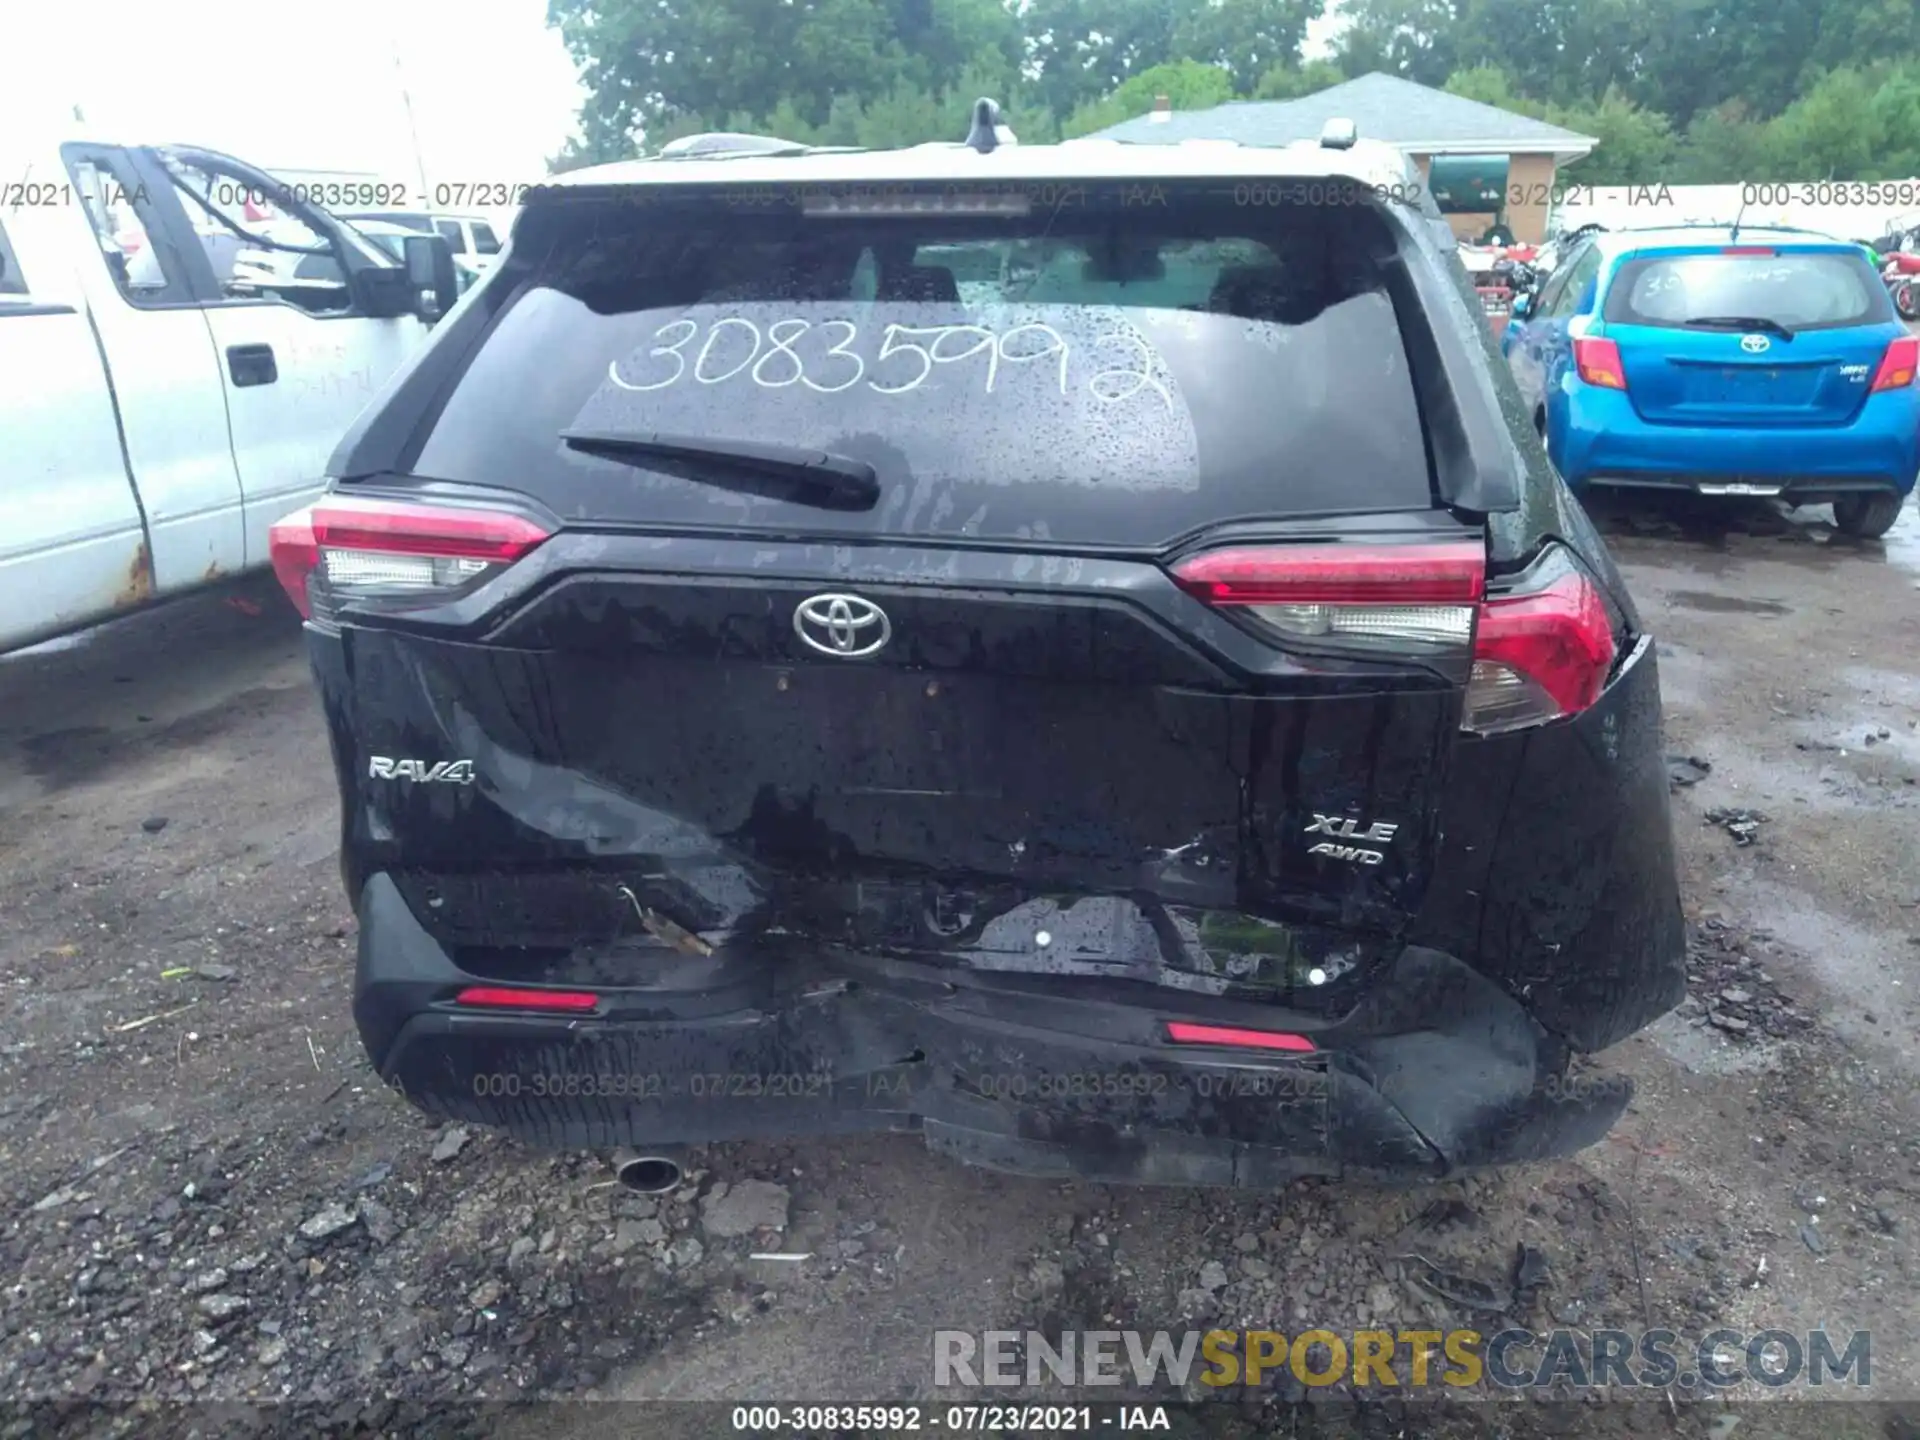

left=2, top=496, right=1918, bottom=1440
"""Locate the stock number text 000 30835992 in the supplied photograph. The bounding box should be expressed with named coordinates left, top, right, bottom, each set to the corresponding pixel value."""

left=605, top=315, right=1177, bottom=411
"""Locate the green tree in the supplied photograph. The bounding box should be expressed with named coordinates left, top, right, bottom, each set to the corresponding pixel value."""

left=1251, top=58, right=1348, bottom=100
left=1549, top=86, right=1677, bottom=186
left=1442, top=63, right=1546, bottom=117
left=1766, top=66, right=1887, bottom=178
left=1060, top=57, right=1236, bottom=136
left=1172, top=0, right=1327, bottom=95
left=1331, top=0, right=1465, bottom=88
left=548, top=0, right=1024, bottom=139
left=1668, top=100, right=1775, bottom=182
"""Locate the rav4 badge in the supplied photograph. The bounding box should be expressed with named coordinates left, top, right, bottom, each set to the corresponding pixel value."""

left=368, top=757, right=476, bottom=784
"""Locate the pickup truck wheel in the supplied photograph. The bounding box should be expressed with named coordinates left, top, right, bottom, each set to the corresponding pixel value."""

left=1832, top=491, right=1906, bottom=539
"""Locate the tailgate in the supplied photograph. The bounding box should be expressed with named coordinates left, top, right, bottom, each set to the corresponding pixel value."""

left=1604, top=246, right=1899, bottom=427
left=1617, top=324, right=1890, bottom=427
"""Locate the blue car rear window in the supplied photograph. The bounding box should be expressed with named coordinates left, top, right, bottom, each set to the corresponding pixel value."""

left=1604, top=251, right=1892, bottom=332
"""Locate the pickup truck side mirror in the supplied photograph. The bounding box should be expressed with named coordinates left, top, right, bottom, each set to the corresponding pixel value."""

left=404, top=234, right=460, bottom=323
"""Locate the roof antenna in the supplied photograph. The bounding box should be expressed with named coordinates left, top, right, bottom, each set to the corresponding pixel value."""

left=965, top=98, right=1002, bottom=154
left=1729, top=193, right=1747, bottom=244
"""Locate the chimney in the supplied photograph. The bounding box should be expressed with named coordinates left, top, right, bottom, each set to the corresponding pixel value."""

left=1150, top=94, right=1172, bottom=123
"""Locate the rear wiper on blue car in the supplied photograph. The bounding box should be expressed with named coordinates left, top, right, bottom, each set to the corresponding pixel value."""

left=560, top=429, right=881, bottom=510
left=1682, top=315, right=1797, bottom=340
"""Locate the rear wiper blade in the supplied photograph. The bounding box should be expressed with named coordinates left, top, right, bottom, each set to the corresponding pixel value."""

left=560, top=429, right=880, bottom=509
left=1682, top=315, right=1796, bottom=339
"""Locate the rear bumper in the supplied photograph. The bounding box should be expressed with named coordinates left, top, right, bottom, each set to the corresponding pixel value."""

left=1555, top=390, right=1920, bottom=498
left=354, top=873, right=1633, bottom=1186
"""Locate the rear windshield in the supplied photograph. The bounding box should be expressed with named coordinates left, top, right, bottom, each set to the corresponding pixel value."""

left=1604, top=250, right=1890, bottom=331
left=408, top=186, right=1435, bottom=548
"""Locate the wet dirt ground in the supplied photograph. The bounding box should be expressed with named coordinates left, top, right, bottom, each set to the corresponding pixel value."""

left=2, top=497, right=1919, bottom=1440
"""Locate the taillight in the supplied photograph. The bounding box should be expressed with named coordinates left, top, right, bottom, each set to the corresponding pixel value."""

left=1169, top=541, right=1485, bottom=651
left=1870, top=335, right=1919, bottom=392
left=1464, top=565, right=1616, bottom=734
left=1170, top=540, right=1619, bottom=734
left=267, top=495, right=552, bottom=619
left=268, top=507, right=320, bottom=620
left=1573, top=337, right=1627, bottom=390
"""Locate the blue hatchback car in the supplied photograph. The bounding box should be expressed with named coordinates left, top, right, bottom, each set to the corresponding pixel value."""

left=1502, top=226, right=1919, bottom=538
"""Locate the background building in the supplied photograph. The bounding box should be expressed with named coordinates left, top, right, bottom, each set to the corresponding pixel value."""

left=1090, top=73, right=1598, bottom=245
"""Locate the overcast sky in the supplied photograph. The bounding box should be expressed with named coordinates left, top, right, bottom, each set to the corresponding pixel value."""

left=5, top=0, right=1350, bottom=190
left=5, top=1, right=587, bottom=189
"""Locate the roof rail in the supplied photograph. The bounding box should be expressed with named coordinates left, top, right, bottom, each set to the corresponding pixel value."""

left=654, top=132, right=858, bottom=160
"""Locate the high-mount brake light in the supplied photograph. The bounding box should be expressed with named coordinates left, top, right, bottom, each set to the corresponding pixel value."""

left=800, top=191, right=1031, bottom=218
left=1573, top=336, right=1627, bottom=390
left=266, top=496, right=552, bottom=618
left=1869, top=335, right=1919, bottom=392
left=1170, top=541, right=1618, bottom=734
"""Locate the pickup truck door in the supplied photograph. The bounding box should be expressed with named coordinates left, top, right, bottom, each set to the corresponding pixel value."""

left=135, top=148, right=431, bottom=567
left=53, top=144, right=249, bottom=593
left=0, top=206, right=155, bottom=652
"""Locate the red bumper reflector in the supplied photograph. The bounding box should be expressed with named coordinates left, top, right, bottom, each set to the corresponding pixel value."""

left=454, top=986, right=599, bottom=1012
left=1165, top=1021, right=1316, bottom=1052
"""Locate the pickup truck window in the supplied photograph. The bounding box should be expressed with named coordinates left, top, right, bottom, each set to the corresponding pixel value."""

left=473, top=223, right=501, bottom=256
left=63, top=154, right=190, bottom=306
left=0, top=220, right=27, bottom=296
left=160, top=155, right=354, bottom=317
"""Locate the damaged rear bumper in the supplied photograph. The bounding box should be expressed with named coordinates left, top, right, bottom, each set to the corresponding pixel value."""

left=354, top=874, right=1630, bottom=1186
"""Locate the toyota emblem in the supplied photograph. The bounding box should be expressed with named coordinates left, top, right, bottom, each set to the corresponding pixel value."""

left=1740, top=333, right=1771, bottom=354
left=793, top=593, right=891, bottom=657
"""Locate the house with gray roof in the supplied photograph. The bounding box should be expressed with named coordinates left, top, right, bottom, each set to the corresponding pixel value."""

left=1089, top=73, right=1599, bottom=244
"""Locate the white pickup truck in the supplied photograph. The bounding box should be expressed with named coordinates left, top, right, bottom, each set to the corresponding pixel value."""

left=0, top=138, right=461, bottom=654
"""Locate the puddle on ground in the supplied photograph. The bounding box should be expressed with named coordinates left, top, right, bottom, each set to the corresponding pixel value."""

left=1664, top=590, right=1791, bottom=616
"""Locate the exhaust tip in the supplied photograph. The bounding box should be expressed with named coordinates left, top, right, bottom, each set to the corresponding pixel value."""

left=610, top=1147, right=683, bottom=1194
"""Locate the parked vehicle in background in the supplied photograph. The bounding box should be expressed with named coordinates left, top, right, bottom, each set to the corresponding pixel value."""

left=270, top=107, right=1687, bottom=1188
left=1883, top=251, right=1920, bottom=320
left=348, top=218, right=483, bottom=294
left=1503, top=225, right=1919, bottom=539
left=336, top=209, right=504, bottom=271
left=0, top=138, right=460, bottom=655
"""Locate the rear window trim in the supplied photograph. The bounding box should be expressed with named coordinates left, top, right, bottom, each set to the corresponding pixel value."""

left=1602, top=248, right=1896, bottom=333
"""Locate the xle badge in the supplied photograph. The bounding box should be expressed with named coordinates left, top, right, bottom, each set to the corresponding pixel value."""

left=1303, top=813, right=1399, bottom=867
left=368, top=757, right=476, bottom=784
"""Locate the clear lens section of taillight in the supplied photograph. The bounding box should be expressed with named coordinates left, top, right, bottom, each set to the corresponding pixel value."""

left=1169, top=541, right=1486, bottom=654
left=1245, top=602, right=1475, bottom=646
left=267, top=495, right=551, bottom=619
left=321, top=551, right=494, bottom=590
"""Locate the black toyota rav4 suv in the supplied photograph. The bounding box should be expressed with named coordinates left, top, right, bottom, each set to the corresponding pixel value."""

left=272, top=119, right=1686, bottom=1187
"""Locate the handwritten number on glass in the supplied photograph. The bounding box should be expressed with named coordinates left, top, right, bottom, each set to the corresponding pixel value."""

left=606, top=316, right=1167, bottom=408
